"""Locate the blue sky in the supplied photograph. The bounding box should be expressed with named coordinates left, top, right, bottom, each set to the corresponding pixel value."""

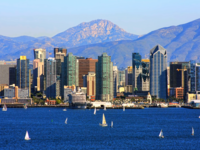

left=0, top=0, right=200, bottom=37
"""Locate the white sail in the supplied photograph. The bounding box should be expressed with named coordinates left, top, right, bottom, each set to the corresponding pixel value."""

left=104, top=106, right=106, bottom=111
left=159, top=130, right=164, bottom=138
left=123, top=106, right=125, bottom=111
left=94, top=108, right=96, bottom=115
left=2, top=104, right=7, bottom=111
left=65, top=118, right=68, bottom=124
left=25, top=131, right=31, bottom=140
left=192, top=127, right=194, bottom=136
left=111, top=121, right=113, bottom=128
left=99, top=113, right=108, bottom=127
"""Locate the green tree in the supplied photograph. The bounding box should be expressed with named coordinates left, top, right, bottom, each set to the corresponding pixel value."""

left=131, top=98, right=135, bottom=102
left=56, top=99, right=61, bottom=104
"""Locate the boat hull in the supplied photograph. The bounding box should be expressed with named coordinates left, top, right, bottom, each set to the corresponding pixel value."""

left=25, top=138, right=31, bottom=140
left=99, top=123, right=108, bottom=127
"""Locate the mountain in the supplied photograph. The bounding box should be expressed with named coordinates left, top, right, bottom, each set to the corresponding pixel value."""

left=0, top=19, right=139, bottom=61
left=66, top=18, right=200, bottom=67
left=1, top=19, right=200, bottom=68
left=52, top=19, right=139, bottom=47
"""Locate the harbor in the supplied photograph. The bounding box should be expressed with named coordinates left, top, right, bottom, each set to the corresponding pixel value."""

left=0, top=107, right=200, bottom=149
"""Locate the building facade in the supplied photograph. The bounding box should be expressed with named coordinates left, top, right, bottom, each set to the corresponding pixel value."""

left=54, top=48, right=67, bottom=57
left=0, top=63, right=16, bottom=85
left=132, top=53, right=150, bottom=94
left=83, top=72, right=96, bottom=99
left=170, top=62, right=189, bottom=100
left=125, top=66, right=132, bottom=86
left=16, top=56, right=30, bottom=97
left=113, top=66, right=118, bottom=98
left=33, top=48, right=46, bottom=63
left=61, top=53, right=79, bottom=97
left=195, top=63, right=200, bottom=92
left=96, top=53, right=113, bottom=101
left=33, top=59, right=44, bottom=92
left=150, top=45, right=167, bottom=100
left=78, top=58, right=98, bottom=87
left=118, top=70, right=125, bottom=86
left=44, top=58, right=57, bottom=98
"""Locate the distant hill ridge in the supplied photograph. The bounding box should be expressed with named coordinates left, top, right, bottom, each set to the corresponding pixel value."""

left=1, top=18, right=200, bottom=68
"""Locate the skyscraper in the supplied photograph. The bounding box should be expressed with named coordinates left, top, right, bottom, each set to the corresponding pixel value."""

left=33, top=59, right=44, bottom=92
left=78, top=58, right=98, bottom=87
left=33, top=48, right=46, bottom=63
left=61, top=53, right=79, bottom=97
left=96, top=53, right=113, bottom=101
left=113, top=66, right=118, bottom=98
left=0, top=62, right=16, bottom=85
left=125, top=66, right=132, bottom=85
left=188, top=60, right=196, bottom=92
left=118, top=70, right=125, bottom=87
left=44, top=58, right=57, bottom=98
left=150, top=45, right=167, bottom=100
left=195, top=63, right=200, bottom=92
left=83, top=72, right=96, bottom=100
left=54, top=48, right=67, bottom=57
left=16, top=56, right=31, bottom=97
left=170, top=62, right=189, bottom=100
left=132, top=53, right=150, bottom=93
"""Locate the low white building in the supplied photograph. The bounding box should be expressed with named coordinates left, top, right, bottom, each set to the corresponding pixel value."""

left=91, top=101, right=112, bottom=107
left=122, top=103, right=135, bottom=107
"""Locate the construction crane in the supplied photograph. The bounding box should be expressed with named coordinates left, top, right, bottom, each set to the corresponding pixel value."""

left=177, top=66, right=187, bottom=88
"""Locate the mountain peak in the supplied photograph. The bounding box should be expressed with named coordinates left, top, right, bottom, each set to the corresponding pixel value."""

left=52, top=19, right=138, bottom=47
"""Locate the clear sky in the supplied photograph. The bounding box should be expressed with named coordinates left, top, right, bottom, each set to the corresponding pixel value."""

left=0, top=0, right=200, bottom=37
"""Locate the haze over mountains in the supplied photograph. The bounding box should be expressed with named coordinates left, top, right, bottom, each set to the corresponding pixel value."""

left=1, top=19, right=200, bottom=68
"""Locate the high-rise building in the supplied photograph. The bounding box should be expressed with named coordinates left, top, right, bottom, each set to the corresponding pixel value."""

left=83, top=72, right=96, bottom=100
left=44, top=58, right=57, bottom=98
left=54, top=48, right=67, bottom=57
left=33, top=59, right=44, bottom=91
left=125, top=66, right=132, bottom=86
left=78, top=58, right=98, bottom=87
left=188, top=60, right=196, bottom=92
left=33, top=48, right=46, bottom=63
left=150, top=45, right=167, bottom=100
left=195, top=63, right=200, bottom=93
left=132, top=53, right=150, bottom=94
left=118, top=70, right=125, bottom=87
left=55, top=52, right=65, bottom=62
left=61, top=53, right=79, bottom=97
left=96, top=53, right=113, bottom=101
left=0, top=62, right=16, bottom=85
left=16, top=56, right=31, bottom=97
left=113, top=66, right=118, bottom=98
left=170, top=62, right=189, bottom=100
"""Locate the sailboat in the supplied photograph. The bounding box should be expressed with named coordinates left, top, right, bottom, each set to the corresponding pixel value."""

left=65, top=118, right=68, bottom=124
left=123, top=106, right=125, bottom=111
left=104, top=105, right=106, bottom=111
left=192, top=127, right=194, bottom=136
left=99, top=113, right=108, bottom=127
left=94, top=107, right=96, bottom=115
left=111, top=121, right=113, bottom=128
left=2, top=104, right=7, bottom=111
left=24, top=104, right=27, bottom=109
left=63, top=108, right=67, bottom=111
left=159, top=130, right=164, bottom=138
left=25, top=131, right=31, bottom=140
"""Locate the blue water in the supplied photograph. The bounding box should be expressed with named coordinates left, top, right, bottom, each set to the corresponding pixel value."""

left=0, top=108, right=200, bottom=150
